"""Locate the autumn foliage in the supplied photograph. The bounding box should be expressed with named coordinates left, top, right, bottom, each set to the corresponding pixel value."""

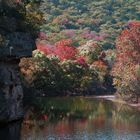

left=36, top=39, right=77, bottom=60
left=20, top=37, right=109, bottom=95
left=112, top=21, right=140, bottom=102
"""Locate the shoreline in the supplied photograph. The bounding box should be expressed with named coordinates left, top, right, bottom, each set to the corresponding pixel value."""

left=32, top=94, right=140, bottom=108
left=86, top=95, right=140, bottom=108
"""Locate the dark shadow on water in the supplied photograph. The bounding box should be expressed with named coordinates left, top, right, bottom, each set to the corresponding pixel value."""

left=0, top=121, right=22, bottom=140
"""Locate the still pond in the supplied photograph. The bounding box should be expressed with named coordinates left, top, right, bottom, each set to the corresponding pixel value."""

left=0, top=97, right=140, bottom=140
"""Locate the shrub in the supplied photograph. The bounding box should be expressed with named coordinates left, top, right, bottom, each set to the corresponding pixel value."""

left=32, top=55, right=72, bottom=94
left=20, top=39, right=108, bottom=95
left=77, top=40, right=102, bottom=63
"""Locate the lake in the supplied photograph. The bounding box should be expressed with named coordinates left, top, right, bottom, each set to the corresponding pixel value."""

left=0, top=97, right=140, bottom=140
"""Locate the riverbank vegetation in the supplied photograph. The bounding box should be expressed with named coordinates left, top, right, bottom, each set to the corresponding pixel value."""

left=1, top=0, right=140, bottom=102
left=112, top=22, right=140, bottom=103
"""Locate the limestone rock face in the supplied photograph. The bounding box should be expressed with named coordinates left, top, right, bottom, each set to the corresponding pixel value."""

left=0, top=0, right=35, bottom=123
left=0, top=2, right=35, bottom=59
left=7, top=32, right=34, bottom=57
left=0, top=63, right=23, bottom=122
left=0, top=31, right=34, bottom=59
left=0, top=17, right=17, bottom=32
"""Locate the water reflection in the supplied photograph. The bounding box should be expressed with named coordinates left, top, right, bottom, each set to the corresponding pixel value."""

left=112, top=103, right=140, bottom=131
left=21, top=97, right=140, bottom=140
left=0, top=97, right=140, bottom=140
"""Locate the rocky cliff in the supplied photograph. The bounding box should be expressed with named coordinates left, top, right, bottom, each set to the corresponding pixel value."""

left=0, top=62, right=23, bottom=122
left=0, top=1, right=35, bottom=123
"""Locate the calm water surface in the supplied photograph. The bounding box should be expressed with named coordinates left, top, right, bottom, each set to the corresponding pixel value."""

left=0, top=97, right=140, bottom=140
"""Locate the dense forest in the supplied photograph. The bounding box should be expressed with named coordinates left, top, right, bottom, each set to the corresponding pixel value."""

left=1, top=0, right=140, bottom=102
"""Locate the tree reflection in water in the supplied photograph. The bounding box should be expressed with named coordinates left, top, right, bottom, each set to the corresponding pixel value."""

left=112, top=103, right=140, bottom=131
left=20, top=97, right=140, bottom=139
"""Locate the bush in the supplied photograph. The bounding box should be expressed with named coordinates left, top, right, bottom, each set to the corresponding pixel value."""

left=20, top=39, right=108, bottom=95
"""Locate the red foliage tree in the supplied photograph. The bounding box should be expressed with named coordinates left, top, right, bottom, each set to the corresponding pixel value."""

left=112, top=21, right=140, bottom=102
left=76, top=56, right=88, bottom=67
left=36, top=39, right=77, bottom=60
left=36, top=41, right=55, bottom=55
left=54, top=39, right=77, bottom=60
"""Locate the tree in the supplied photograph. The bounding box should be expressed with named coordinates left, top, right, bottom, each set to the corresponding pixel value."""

left=112, top=21, right=140, bottom=103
